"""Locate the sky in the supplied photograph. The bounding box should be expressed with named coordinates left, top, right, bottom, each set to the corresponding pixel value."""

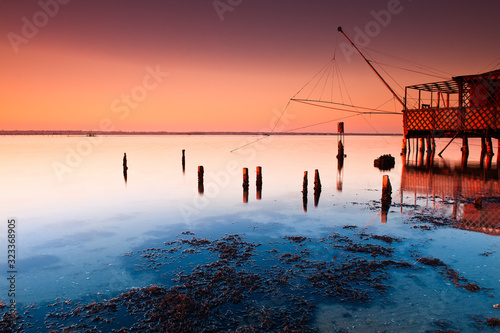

left=1, top=0, right=499, bottom=133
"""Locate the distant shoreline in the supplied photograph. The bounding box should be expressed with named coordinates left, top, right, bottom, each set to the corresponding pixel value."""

left=0, top=130, right=403, bottom=136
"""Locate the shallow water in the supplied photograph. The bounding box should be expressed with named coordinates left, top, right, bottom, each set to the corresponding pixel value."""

left=0, top=134, right=499, bottom=331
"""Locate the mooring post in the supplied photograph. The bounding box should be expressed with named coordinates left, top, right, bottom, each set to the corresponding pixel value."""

left=256, top=166, right=262, bottom=200
left=182, top=149, right=186, bottom=173
left=243, top=168, right=249, bottom=189
left=401, top=138, right=407, bottom=156
left=486, top=136, right=494, bottom=156
left=314, top=169, right=321, bottom=207
left=243, top=167, right=249, bottom=203
left=497, top=139, right=500, bottom=165
left=198, top=166, right=204, bottom=194
left=123, top=153, right=128, bottom=170
left=426, top=136, right=433, bottom=152
left=337, top=122, right=346, bottom=160
left=302, top=171, right=308, bottom=212
left=381, top=175, right=392, bottom=224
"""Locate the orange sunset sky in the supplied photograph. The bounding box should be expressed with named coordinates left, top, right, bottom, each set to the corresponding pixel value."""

left=1, top=0, right=500, bottom=133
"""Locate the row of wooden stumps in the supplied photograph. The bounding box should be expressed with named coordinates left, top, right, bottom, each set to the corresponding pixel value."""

left=124, top=150, right=390, bottom=220
left=242, top=166, right=263, bottom=202
left=302, top=169, right=322, bottom=212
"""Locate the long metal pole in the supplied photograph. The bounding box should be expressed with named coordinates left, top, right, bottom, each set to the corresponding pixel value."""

left=337, top=26, right=405, bottom=108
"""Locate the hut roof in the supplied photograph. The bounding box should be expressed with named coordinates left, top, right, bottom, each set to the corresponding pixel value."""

left=406, top=69, right=500, bottom=94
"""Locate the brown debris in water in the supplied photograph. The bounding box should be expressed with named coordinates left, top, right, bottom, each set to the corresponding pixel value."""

left=2, top=229, right=490, bottom=332
left=417, top=256, right=483, bottom=292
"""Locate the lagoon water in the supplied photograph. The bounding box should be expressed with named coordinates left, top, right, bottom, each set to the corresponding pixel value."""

left=1, top=134, right=499, bottom=332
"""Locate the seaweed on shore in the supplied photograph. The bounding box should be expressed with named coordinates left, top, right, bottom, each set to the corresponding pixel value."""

left=1, top=232, right=418, bottom=332
left=416, top=256, right=484, bottom=292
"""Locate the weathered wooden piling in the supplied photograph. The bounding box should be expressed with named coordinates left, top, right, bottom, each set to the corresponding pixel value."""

left=182, top=149, right=186, bottom=173
left=497, top=139, right=500, bottom=165
left=401, top=138, right=407, bottom=156
left=426, top=137, right=433, bottom=153
left=243, top=168, right=249, bottom=189
left=302, top=171, right=308, bottom=212
left=256, top=166, right=262, bottom=200
left=486, top=136, right=494, bottom=156
left=198, top=166, right=204, bottom=194
left=314, top=169, right=321, bottom=207
left=123, top=153, right=128, bottom=184
left=381, top=175, right=392, bottom=223
left=242, top=168, right=249, bottom=203
left=419, top=138, right=425, bottom=153
left=337, top=122, right=346, bottom=160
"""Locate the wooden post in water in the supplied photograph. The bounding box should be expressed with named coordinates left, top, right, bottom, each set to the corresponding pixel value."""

left=256, top=166, right=262, bottom=200
left=381, top=175, right=392, bottom=224
left=314, top=169, right=321, bottom=207
left=480, top=137, right=487, bottom=168
left=182, top=149, right=186, bottom=173
left=337, top=122, right=346, bottom=161
left=243, top=168, right=249, bottom=203
left=302, top=171, right=308, bottom=212
left=497, top=139, right=500, bottom=165
left=486, top=136, right=494, bottom=156
left=123, top=153, right=128, bottom=184
left=426, top=136, right=432, bottom=153
left=198, top=166, right=204, bottom=194
left=461, top=136, right=469, bottom=169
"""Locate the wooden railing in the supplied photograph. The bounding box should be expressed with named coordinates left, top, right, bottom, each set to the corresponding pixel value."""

left=403, top=106, right=500, bottom=135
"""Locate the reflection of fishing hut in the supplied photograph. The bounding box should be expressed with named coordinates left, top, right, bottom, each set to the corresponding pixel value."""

left=403, top=70, right=500, bottom=165
left=401, top=159, right=500, bottom=235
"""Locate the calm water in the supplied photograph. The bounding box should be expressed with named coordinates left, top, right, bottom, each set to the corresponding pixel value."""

left=1, top=134, right=499, bottom=332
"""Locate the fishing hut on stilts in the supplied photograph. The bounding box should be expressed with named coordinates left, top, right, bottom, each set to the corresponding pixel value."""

left=403, top=70, right=500, bottom=167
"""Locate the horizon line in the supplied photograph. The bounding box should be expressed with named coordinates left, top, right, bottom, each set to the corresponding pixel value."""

left=0, top=130, right=403, bottom=136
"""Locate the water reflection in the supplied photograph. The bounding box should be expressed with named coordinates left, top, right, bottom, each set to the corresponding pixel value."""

left=336, top=154, right=344, bottom=192
left=401, top=154, right=500, bottom=235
